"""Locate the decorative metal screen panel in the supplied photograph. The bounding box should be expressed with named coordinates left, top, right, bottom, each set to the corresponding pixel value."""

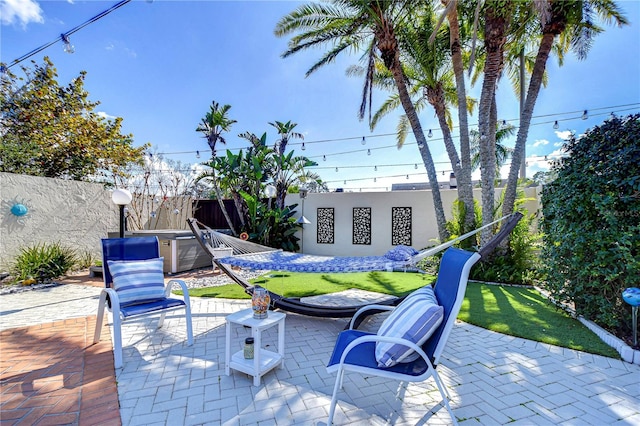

left=352, top=207, right=372, bottom=245
left=392, top=207, right=412, bottom=246
left=317, top=208, right=335, bottom=244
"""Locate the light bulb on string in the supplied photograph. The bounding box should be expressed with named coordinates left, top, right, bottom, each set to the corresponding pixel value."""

left=414, top=163, right=418, bottom=170
left=361, top=136, right=366, bottom=145
left=301, top=142, right=306, bottom=151
left=343, top=180, right=346, bottom=185
left=374, top=166, right=377, bottom=171
left=582, top=110, right=588, bottom=120
left=196, top=150, right=200, bottom=159
left=553, top=121, right=559, bottom=130
left=374, top=177, right=376, bottom=182
left=323, top=155, right=326, bottom=161
left=502, top=119, right=507, bottom=126
left=335, top=167, right=338, bottom=172
left=367, top=149, right=371, bottom=156
left=61, top=34, right=75, bottom=54
left=428, top=129, right=433, bottom=138
left=406, top=174, right=409, bottom=180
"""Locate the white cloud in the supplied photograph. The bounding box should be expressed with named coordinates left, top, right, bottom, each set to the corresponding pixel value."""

left=96, top=111, right=117, bottom=120
left=1, top=0, right=44, bottom=27
left=554, top=130, right=573, bottom=140
left=532, top=139, right=549, bottom=147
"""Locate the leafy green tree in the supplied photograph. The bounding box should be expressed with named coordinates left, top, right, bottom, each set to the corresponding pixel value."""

left=0, top=58, right=145, bottom=181
left=269, top=120, right=303, bottom=155
left=541, top=114, right=640, bottom=334
left=470, top=122, right=515, bottom=176
left=196, top=101, right=238, bottom=235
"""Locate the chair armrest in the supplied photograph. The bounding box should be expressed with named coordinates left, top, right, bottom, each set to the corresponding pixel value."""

left=349, top=304, right=395, bottom=330
left=166, top=279, right=191, bottom=306
left=100, top=287, right=121, bottom=312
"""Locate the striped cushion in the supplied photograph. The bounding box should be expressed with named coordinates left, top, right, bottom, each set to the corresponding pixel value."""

left=107, top=258, right=166, bottom=306
left=375, top=285, right=444, bottom=368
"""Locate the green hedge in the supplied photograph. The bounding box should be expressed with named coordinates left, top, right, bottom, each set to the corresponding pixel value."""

left=541, top=114, right=640, bottom=334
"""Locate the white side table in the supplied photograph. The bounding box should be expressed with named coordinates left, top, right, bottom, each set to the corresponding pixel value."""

left=225, top=309, right=286, bottom=386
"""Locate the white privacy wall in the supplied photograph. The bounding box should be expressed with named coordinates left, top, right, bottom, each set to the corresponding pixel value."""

left=289, top=187, right=541, bottom=257
left=0, top=172, right=117, bottom=269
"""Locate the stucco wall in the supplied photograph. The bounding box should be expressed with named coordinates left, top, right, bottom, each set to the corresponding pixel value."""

left=289, top=187, right=540, bottom=257
left=0, top=172, right=117, bottom=269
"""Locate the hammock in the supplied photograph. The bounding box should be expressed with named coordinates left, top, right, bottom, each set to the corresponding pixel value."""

left=186, top=213, right=522, bottom=318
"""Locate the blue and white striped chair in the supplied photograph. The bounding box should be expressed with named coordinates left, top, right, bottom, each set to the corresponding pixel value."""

left=93, top=237, right=193, bottom=368
left=326, top=247, right=481, bottom=425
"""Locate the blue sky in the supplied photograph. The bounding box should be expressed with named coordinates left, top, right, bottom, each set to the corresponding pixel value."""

left=2, top=0, right=639, bottom=192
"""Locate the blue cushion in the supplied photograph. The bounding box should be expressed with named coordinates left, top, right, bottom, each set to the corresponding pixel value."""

left=107, top=257, right=166, bottom=306
left=384, top=245, right=419, bottom=261
left=375, top=285, right=443, bottom=367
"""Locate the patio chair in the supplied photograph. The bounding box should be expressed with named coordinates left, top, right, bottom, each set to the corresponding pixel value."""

left=326, top=247, right=481, bottom=425
left=93, top=237, right=194, bottom=368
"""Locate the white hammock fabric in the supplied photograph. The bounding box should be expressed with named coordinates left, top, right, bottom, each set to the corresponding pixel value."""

left=193, top=215, right=512, bottom=273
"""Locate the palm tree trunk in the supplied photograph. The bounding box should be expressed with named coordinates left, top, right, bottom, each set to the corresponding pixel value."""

left=478, top=6, right=508, bottom=245
left=447, top=1, right=475, bottom=234
left=211, top=168, right=237, bottom=236
left=503, top=31, right=556, bottom=218
left=388, top=52, right=449, bottom=242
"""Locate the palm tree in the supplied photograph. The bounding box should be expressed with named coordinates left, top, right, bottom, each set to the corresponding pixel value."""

left=196, top=101, right=238, bottom=235
left=275, top=0, right=450, bottom=241
left=502, top=0, right=628, bottom=219
left=470, top=123, right=515, bottom=176
left=269, top=120, right=304, bottom=155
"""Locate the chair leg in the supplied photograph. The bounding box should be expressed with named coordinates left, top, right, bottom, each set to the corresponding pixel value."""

left=94, top=292, right=108, bottom=343
left=111, top=311, right=123, bottom=369
left=431, top=369, right=458, bottom=426
left=184, top=305, right=194, bottom=346
left=327, top=367, right=344, bottom=425
left=157, top=312, right=167, bottom=329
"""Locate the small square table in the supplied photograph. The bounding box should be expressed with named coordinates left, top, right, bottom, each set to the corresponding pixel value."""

left=224, top=308, right=286, bottom=386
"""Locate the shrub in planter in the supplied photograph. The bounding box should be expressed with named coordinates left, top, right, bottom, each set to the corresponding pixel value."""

left=541, top=114, right=640, bottom=337
left=11, top=242, right=78, bottom=284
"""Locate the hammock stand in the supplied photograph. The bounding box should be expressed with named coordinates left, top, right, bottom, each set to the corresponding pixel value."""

left=187, top=213, right=522, bottom=318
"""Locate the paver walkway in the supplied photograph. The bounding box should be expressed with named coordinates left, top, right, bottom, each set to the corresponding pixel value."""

left=1, top=276, right=639, bottom=425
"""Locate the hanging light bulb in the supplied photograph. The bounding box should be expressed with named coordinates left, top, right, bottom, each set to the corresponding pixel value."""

left=502, top=119, right=507, bottom=126
left=343, top=180, right=346, bottom=185
left=301, top=142, right=306, bottom=151
left=361, top=136, right=366, bottom=145
left=414, top=163, right=418, bottom=170
left=367, top=149, right=371, bottom=156
left=374, top=177, right=377, bottom=182
left=428, top=129, right=433, bottom=138
left=582, top=110, right=588, bottom=120
left=335, top=167, right=338, bottom=172
left=61, top=34, right=75, bottom=54
left=553, top=121, right=559, bottom=130
left=406, top=174, right=409, bottom=180
left=196, top=150, right=200, bottom=159
left=323, top=155, right=326, bottom=161
left=374, top=166, right=377, bottom=171
left=442, top=171, right=445, bottom=176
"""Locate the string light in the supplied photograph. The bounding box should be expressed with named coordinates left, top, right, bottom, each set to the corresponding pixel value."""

left=367, top=149, right=371, bottom=156
left=196, top=150, right=200, bottom=159
left=61, top=34, right=74, bottom=54
left=7, top=0, right=134, bottom=69
left=406, top=174, right=409, bottom=179
left=301, top=142, right=306, bottom=150
left=374, top=166, right=377, bottom=171
left=361, top=136, right=366, bottom=145
left=323, top=155, right=326, bottom=161
left=414, top=163, right=418, bottom=170
left=582, top=110, right=588, bottom=120
left=502, top=119, right=507, bottom=126
left=428, top=129, right=433, bottom=138
left=335, top=167, right=338, bottom=172
left=553, top=121, right=559, bottom=129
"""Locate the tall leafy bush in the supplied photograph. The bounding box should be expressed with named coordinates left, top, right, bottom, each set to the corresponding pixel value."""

left=541, top=114, right=640, bottom=333
left=11, top=243, right=78, bottom=283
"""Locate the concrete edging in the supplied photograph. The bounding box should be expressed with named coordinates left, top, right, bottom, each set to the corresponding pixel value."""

left=578, top=316, right=640, bottom=365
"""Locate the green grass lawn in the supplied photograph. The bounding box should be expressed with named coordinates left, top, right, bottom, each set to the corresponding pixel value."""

left=185, top=271, right=619, bottom=359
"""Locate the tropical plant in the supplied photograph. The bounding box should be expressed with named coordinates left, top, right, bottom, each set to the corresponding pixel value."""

left=275, top=0, right=450, bottom=242
left=11, top=242, right=78, bottom=284
left=0, top=57, right=146, bottom=182
left=269, top=120, right=304, bottom=155
left=541, top=114, right=640, bottom=336
left=196, top=101, right=238, bottom=235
